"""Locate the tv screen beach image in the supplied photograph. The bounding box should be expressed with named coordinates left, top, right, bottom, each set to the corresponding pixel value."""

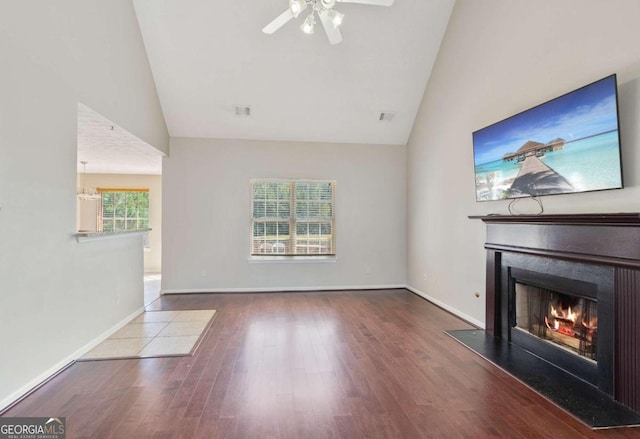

left=473, top=75, right=623, bottom=201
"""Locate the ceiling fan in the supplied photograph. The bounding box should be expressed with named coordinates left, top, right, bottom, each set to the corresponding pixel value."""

left=262, top=0, right=394, bottom=45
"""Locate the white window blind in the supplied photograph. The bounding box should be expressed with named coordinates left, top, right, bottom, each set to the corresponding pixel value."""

left=98, top=188, right=150, bottom=233
left=251, top=180, right=335, bottom=256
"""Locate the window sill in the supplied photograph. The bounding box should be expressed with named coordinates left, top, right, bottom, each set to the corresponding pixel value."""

left=248, top=255, right=337, bottom=264
left=74, top=228, right=151, bottom=243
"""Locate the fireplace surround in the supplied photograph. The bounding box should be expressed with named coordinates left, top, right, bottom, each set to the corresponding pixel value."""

left=473, top=213, right=640, bottom=414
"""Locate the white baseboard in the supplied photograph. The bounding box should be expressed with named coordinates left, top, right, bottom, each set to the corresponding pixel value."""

left=161, top=284, right=406, bottom=295
left=0, top=306, right=145, bottom=413
left=405, top=285, right=485, bottom=329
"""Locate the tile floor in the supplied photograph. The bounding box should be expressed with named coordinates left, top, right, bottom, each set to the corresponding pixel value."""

left=143, top=272, right=161, bottom=305
left=80, top=309, right=216, bottom=360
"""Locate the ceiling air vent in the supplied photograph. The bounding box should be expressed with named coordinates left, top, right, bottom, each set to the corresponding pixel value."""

left=234, top=105, right=251, bottom=117
left=379, top=111, right=395, bottom=122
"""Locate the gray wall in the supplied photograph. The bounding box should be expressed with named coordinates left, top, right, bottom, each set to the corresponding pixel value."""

left=162, top=138, right=407, bottom=292
left=0, top=0, right=168, bottom=409
left=407, top=0, right=640, bottom=326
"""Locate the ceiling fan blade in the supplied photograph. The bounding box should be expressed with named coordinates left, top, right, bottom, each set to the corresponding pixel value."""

left=318, top=10, right=343, bottom=45
left=262, top=8, right=297, bottom=34
left=337, top=0, right=394, bottom=5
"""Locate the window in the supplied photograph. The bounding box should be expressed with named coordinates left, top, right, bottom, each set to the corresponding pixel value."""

left=98, top=188, right=149, bottom=233
left=251, top=180, right=335, bottom=256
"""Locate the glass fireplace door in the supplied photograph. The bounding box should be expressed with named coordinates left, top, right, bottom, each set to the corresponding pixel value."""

left=514, top=283, right=597, bottom=362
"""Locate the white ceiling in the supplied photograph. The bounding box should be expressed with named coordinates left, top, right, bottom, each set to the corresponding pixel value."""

left=77, top=103, right=164, bottom=175
left=133, top=0, right=456, bottom=145
left=77, top=0, right=454, bottom=175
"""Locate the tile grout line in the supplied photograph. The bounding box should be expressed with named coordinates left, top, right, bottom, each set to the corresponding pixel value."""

left=79, top=310, right=217, bottom=361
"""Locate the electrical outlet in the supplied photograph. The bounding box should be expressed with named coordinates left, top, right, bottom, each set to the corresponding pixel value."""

left=201, top=269, right=207, bottom=277
left=365, top=266, right=372, bottom=275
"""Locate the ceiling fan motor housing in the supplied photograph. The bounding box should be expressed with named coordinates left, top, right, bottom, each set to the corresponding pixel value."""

left=319, top=0, right=336, bottom=9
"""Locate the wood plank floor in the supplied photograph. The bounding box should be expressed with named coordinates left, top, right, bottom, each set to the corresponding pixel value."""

left=3, top=289, right=639, bottom=438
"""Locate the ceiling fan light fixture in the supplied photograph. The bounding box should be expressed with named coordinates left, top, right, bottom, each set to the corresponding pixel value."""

left=328, top=9, right=344, bottom=27
left=289, top=0, right=306, bottom=17
left=301, top=13, right=316, bottom=34
left=263, top=0, right=393, bottom=44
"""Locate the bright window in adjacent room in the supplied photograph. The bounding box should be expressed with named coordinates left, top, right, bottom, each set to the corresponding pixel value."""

left=251, top=179, right=335, bottom=256
left=98, top=188, right=150, bottom=233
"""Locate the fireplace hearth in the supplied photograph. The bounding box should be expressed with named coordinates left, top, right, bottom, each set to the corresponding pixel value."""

left=465, top=213, right=640, bottom=428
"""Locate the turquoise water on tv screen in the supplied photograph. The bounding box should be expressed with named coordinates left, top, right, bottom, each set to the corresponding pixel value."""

left=475, top=131, right=622, bottom=200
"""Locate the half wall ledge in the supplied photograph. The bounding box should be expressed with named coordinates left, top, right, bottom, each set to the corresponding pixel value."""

left=74, top=228, right=151, bottom=243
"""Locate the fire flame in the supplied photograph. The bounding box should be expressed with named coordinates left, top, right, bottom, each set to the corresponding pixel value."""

left=582, top=316, right=598, bottom=330
left=550, top=305, right=579, bottom=322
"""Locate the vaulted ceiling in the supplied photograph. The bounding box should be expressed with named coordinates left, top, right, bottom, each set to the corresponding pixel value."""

left=78, top=0, right=455, bottom=174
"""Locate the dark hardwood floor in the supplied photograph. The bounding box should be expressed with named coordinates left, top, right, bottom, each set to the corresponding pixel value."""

left=3, top=289, right=639, bottom=438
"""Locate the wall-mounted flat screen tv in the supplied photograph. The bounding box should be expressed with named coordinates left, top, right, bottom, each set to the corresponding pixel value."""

left=473, top=74, right=623, bottom=202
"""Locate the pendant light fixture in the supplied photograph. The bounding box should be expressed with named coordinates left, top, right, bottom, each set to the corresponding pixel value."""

left=77, top=161, right=101, bottom=201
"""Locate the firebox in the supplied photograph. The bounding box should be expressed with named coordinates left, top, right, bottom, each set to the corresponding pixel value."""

left=501, top=255, right=614, bottom=395
left=514, top=283, right=598, bottom=361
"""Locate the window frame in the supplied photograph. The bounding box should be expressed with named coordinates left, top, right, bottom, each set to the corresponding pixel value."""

left=250, top=179, right=336, bottom=257
left=97, top=187, right=150, bottom=234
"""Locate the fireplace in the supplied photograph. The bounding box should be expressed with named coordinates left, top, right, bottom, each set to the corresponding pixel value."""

left=473, top=213, right=640, bottom=414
